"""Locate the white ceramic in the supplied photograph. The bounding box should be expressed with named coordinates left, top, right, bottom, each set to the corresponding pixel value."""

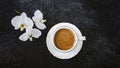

left=52, top=26, right=78, bottom=53
left=46, top=22, right=86, bottom=59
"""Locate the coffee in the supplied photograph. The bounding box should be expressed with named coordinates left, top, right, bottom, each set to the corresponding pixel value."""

left=54, top=28, right=75, bottom=50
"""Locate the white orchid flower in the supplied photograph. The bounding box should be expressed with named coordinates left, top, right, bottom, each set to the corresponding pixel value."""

left=19, top=28, right=41, bottom=41
left=11, top=12, right=33, bottom=31
left=32, top=10, right=46, bottom=30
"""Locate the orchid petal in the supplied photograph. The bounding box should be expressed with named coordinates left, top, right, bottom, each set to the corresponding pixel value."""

left=34, top=21, right=46, bottom=30
left=21, top=12, right=27, bottom=23
left=26, top=27, right=32, bottom=34
left=19, top=32, right=28, bottom=41
left=34, top=10, right=43, bottom=19
left=32, top=16, right=39, bottom=23
left=11, top=16, right=22, bottom=30
left=31, top=28, right=41, bottom=38
left=25, top=17, right=34, bottom=29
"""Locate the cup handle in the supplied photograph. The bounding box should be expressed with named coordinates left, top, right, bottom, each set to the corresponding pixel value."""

left=78, top=36, right=86, bottom=41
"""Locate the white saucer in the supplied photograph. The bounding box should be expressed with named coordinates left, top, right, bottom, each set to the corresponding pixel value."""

left=46, top=22, right=86, bottom=59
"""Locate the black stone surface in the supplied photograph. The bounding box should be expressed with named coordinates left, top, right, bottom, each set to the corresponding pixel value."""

left=0, top=0, right=120, bottom=68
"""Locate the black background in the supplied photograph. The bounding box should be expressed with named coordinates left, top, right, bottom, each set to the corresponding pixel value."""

left=0, top=0, right=120, bottom=68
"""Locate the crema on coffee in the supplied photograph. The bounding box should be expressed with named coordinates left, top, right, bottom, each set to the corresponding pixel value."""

left=54, top=28, right=75, bottom=50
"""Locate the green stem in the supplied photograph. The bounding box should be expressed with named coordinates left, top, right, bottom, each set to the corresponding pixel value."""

left=15, top=9, right=21, bottom=14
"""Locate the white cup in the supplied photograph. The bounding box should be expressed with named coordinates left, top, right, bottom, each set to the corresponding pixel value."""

left=52, top=26, right=86, bottom=53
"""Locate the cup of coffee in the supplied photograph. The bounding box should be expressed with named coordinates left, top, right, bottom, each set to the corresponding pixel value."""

left=46, top=22, right=86, bottom=59
left=52, top=26, right=78, bottom=52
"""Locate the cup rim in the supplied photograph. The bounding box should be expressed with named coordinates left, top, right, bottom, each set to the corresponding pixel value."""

left=52, top=26, right=78, bottom=53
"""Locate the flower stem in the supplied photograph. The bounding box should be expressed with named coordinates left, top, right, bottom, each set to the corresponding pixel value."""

left=15, top=9, right=21, bottom=14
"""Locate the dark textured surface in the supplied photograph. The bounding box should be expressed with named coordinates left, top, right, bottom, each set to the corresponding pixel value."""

left=0, top=0, right=120, bottom=68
